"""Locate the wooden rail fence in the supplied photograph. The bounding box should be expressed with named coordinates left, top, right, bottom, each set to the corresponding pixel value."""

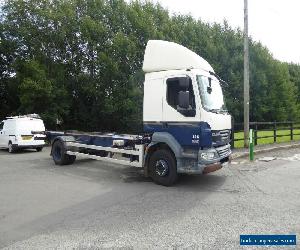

left=231, top=121, right=300, bottom=148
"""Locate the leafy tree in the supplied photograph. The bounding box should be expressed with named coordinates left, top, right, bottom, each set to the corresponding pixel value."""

left=0, top=0, right=300, bottom=131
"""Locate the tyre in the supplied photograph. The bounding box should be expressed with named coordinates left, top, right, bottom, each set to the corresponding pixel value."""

left=36, top=147, right=43, bottom=152
left=149, top=149, right=178, bottom=186
left=8, top=142, right=16, bottom=153
left=52, top=140, right=76, bottom=165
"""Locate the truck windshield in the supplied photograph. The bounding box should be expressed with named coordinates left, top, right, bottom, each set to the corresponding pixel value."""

left=196, top=75, right=227, bottom=113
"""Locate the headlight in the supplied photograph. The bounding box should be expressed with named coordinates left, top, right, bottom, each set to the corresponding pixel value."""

left=200, top=152, right=217, bottom=161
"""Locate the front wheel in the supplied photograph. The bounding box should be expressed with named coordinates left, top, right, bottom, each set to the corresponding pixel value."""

left=149, top=149, right=178, bottom=186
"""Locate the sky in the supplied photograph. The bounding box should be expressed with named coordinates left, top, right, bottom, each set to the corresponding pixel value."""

left=1, top=0, right=299, bottom=64
left=150, top=0, right=300, bottom=64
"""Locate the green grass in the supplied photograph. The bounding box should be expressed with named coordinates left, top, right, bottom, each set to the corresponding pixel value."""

left=234, top=129, right=300, bottom=148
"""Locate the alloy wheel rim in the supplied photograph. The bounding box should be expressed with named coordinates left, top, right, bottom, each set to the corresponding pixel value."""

left=155, top=159, right=169, bottom=177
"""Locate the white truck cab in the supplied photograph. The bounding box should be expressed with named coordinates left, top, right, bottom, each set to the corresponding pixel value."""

left=0, top=114, right=46, bottom=153
left=143, top=42, right=231, bottom=138
left=141, top=41, right=232, bottom=179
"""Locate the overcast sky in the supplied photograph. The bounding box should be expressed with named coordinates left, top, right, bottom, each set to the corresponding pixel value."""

left=150, top=0, right=300, bottom=64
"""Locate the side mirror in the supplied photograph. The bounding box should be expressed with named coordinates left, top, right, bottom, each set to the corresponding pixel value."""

left=178, top=91, right=190, bottom=109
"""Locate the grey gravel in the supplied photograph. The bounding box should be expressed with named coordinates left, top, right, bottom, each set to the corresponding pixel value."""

left=257, top=157, right=276, bottom=162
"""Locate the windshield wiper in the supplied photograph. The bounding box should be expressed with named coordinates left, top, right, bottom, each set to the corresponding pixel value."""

left=208, top=108, right=228, bottom=114
left=209, top=71, right=228, bottom=86
left=208, top=108, right=221, bottom=114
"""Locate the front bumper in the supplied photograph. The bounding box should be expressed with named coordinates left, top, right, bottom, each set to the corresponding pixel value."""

left=177, top=144, right=231, bottom=174
left=13, top=138, right=45, bottom=149
left=202, top=157, right=231, bottom=174
left=13, top=143, right=45, bottom=149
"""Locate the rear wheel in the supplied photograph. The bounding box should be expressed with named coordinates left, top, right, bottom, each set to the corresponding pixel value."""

left=36, top=147, right=43, bottom=152
left=52, top=140, right=76, bottom=165
left=149, top=149, right=178, bottom=186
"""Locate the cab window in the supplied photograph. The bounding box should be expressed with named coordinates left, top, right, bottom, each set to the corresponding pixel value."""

left=166, top=76, right=196, bottom=117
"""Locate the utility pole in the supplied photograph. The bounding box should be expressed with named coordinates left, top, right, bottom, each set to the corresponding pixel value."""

left=244, top=0, right=250, bottom=148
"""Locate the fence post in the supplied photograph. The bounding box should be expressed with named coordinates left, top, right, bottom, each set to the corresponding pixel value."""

left=274, top=121, right=277, bottom=143
left=231, top=118, right=235, bottom=149
left=249, top=129, right=254, bottom=161
left=291, top=122, right=294, bottom=141
left=254, top=123, right=258, bottom=145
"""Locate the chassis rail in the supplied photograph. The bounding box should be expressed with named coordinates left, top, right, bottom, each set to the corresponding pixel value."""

left=65, top=142, right=144, bottom=168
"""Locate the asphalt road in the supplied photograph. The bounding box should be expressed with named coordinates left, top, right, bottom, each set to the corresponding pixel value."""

left=0, top=147, right=299, bottom=249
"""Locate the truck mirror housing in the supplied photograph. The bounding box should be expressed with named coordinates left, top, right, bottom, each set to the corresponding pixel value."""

left=178, top=91, right=190, bottom=109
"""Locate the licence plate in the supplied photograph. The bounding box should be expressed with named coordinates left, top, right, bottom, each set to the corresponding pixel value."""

left=21, top=135, right=33, bottom=140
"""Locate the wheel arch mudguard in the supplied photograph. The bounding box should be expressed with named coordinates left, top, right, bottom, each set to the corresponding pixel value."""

left=150, top=132, right=183, bottom=157
left=144, top=132, right=184, bottom=177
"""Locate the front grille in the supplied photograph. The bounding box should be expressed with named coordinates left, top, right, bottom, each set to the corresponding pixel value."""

left=212, top=129, right=231, bottom=144
left=216, top=145, right=231, bottom=158
left=219, top=130, right=231, bottom=140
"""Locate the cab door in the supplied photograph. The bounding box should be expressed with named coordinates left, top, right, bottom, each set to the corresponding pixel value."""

left=161, top=74, right=203, bottom=148
left=0, top=121, right=11, bottom=148
left=0, top=121, right=5, bottom=147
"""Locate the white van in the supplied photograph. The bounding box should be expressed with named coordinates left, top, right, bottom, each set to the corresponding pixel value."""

left=0, top=115, right=46, bottom=153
